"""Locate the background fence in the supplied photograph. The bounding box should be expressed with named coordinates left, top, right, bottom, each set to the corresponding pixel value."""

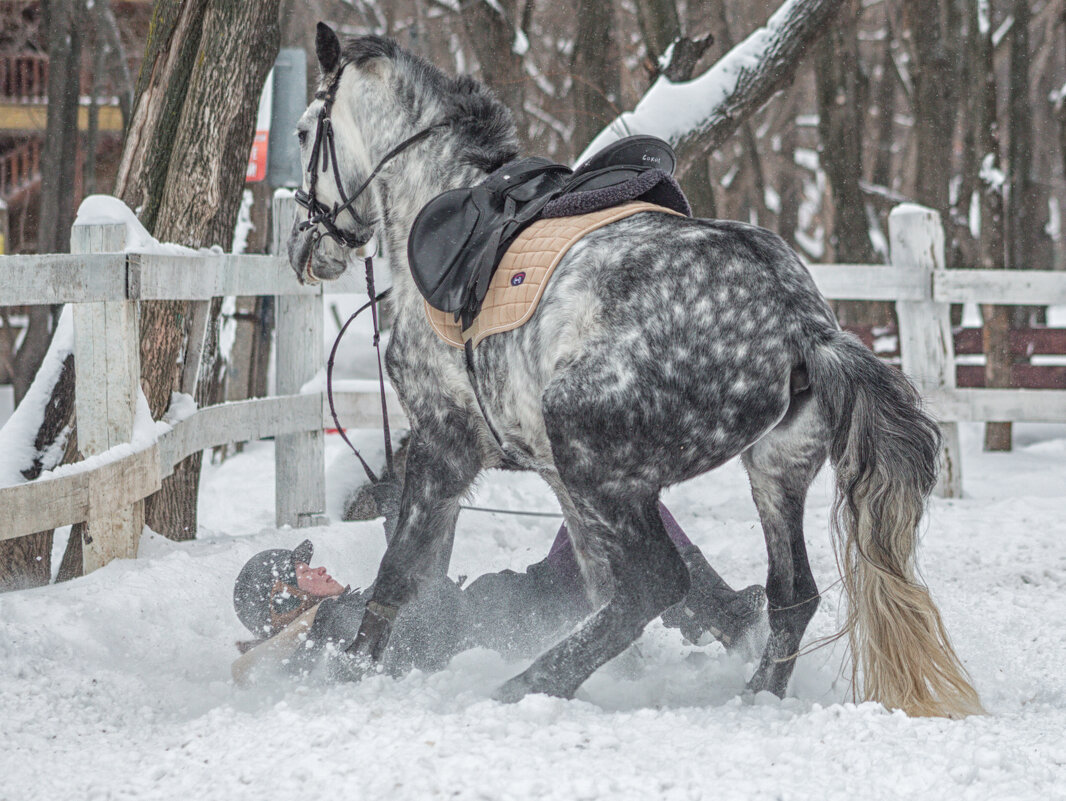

left=0, top=199, right=1064, bottom=575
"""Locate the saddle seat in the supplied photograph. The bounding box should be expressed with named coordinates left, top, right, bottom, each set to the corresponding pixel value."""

left=408, top=135, right=691, bottom=344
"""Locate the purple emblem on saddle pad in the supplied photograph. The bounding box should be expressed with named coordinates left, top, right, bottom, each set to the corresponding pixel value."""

left=511, top=272, right=526, bottom=286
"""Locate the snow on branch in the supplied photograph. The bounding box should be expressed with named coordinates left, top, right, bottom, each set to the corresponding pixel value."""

left=576, top=0, right=846, bottom=173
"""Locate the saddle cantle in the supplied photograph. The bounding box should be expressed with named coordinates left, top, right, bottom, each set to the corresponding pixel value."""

left=408, top=135, right=691, bottom=328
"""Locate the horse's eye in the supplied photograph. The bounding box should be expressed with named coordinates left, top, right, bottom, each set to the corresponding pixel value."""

left=297, top=129, right=308, bottom=147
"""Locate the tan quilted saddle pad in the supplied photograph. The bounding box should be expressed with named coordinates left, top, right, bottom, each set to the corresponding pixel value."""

left=425, top=201, right=684, bottom=349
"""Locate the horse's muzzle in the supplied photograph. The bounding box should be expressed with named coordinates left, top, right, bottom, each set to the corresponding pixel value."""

left=287, top=219, right=353, bottom=284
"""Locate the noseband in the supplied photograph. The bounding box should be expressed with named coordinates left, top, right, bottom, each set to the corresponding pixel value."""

left=295, top=66, right=446, bottom=249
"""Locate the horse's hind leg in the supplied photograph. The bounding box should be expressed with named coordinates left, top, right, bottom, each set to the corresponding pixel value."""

left=494, top=489, right=689, bottom=702
left=743, top=387, right=829, bottom=698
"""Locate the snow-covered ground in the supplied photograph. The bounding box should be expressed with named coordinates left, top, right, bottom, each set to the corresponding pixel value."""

left=2, top=421, right=1065, bottom=800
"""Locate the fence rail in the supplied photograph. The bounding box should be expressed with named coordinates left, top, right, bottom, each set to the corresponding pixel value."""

left=0, top=200, right=1064, bottom=573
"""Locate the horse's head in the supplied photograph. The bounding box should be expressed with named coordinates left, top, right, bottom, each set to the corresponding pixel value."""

left=287, top=24, right=520, bottom=285
left=286, top=24, right=384, bottom=283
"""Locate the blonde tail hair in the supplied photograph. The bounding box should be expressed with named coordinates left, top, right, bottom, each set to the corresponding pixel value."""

left=809, top=332, right=984, bottom=718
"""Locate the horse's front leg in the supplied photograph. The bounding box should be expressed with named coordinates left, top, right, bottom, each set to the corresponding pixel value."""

left=344, top=411, right=483, bottom=668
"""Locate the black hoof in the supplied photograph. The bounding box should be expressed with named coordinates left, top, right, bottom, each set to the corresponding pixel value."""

left=492, top=674, right=534, bottom=704
left=726, top=584, right=767, bottom=648
left=493, top=667, right=578, bottom=703
left=745, top=629, right=793, bottom=697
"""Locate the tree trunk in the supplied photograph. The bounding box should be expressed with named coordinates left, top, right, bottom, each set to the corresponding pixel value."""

left=965, top=0, right=1009, bottom=452
left=458, top=0, right=530, bottom=152
left=903, top=0, right=964, bottom=329
left=634, top=0, right=682, bottom=70
left=570, top=0, right=621, bottom=154
left=630, top=0, right=716, bottom=217
left=10, top=308, right=57, bottom=406
left=707, top=0, right=767, bottom=224
left=777, top=89, right=800, bottom=249
left=136, top=0, right=281, bottom=539
left=902, top=0, right=961, bottom=223
left=98, top=0, right=133, bottom=129
left=0, top=352, right=76, bottom=591
left=1006, top=0, right=1044, bottom=327
left=815, top=0, right=870, bottom=265
left=38, top=0, right=84, bottom=255
left=13, top=0, right=83, bottom=407
left=84, top=1, right=107, bottom=198
left=0, top=0, right=85, bottom=589
left=870, top=19, right=898, bottom=190
left=113, top=0, right=212, bottom=232
left=983, top=0, right=1038, bottom=451
left=815, top=0, right=889, bottom=326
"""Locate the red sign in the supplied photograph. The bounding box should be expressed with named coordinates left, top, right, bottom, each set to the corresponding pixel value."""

left=246, top=130, right=269, bottom=183
left=246, top=68, right=274, bottom=183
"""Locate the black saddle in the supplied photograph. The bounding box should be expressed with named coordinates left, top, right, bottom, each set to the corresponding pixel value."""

left=409, top=135, right=691, bottom=325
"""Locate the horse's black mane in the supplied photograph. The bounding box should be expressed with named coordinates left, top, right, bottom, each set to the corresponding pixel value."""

left=341, top=35, right=519, bottom=173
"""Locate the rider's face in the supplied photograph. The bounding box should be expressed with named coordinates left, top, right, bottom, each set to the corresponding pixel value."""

left=295, top=562, right=345, bottom=597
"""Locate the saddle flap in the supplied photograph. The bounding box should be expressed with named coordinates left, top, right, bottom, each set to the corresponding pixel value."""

left=408, top=185, right=494, bottom=313
left=409, top=159, right=571, bottom=314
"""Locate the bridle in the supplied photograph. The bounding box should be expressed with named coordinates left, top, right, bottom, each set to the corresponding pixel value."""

left=294, top=64, right=447, bottom=251
left=296, top=71, right=510, bottom=478
left=293, top=63, right=446, bottom=541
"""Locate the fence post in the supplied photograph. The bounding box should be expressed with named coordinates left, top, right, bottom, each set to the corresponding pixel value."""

left=70, top=221, right=145, bottom=570
left=272, top=193, right=327, bottom=527
left=889, top=204, right=963, bottom=498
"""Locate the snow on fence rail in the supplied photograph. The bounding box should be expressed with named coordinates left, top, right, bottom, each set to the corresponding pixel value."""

left=1, top=200, right=1064, bottom=575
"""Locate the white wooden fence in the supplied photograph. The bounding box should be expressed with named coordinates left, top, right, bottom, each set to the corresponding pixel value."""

left=0, top=195, right=404, bottom=573
left=1, top=200, right=1064, bottom=575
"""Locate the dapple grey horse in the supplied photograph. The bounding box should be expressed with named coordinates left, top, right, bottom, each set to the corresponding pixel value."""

left=287, top=25, right=981, bottom=717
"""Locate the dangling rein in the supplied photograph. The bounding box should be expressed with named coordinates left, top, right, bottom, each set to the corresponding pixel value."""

left=325, top=254, right=394, bottom=485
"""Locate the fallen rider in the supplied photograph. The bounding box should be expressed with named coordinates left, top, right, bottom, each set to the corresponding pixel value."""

left=232, top=506, right=765, bottom=684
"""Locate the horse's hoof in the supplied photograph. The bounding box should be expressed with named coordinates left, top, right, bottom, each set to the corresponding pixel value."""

left=745, top=666, right=788, bottom=699
left=492, top=674, right=533, bottom=704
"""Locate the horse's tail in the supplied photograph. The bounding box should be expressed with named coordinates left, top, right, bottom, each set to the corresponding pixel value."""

left=804, top=330, right=983, bottom=718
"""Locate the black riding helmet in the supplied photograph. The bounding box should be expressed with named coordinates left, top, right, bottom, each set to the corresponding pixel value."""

left=233, top=539, right=315, bottom=637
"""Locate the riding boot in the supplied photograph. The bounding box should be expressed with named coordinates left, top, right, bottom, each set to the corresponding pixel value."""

left=660, top=545, right=765, bottom=650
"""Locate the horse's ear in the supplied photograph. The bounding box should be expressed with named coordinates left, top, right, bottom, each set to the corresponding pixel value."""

left=316, top=22, right=341, bottom=74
